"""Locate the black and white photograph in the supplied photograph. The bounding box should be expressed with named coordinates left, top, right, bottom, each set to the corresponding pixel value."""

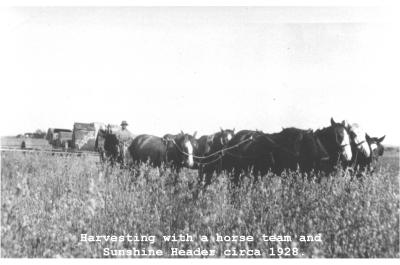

left=1, top=1, right=399, bottom=259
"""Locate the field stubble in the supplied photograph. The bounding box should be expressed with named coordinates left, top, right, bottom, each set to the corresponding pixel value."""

left=1, top=149, right=399, bottom=258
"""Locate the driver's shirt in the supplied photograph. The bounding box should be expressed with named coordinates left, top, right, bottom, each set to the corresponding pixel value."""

left=116, top=129, right=135, bottom=145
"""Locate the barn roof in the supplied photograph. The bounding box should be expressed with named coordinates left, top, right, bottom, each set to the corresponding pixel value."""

left=54, top=128, right=72, bottom=133
left=47, top=128, right=72, bottom=133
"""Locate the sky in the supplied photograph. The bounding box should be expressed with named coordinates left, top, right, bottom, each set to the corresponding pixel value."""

left=0, top=6, right=399, bottom=144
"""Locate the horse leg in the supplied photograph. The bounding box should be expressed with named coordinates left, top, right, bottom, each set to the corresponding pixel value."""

left=232, top=169, right=241, bottom=187
left=173, top=166, right=180, bottom=184
left=197, top=165, right=204, bottom=186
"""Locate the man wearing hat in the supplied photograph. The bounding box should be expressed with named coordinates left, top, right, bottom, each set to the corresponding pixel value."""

left=119, top=120, right=134, bottom=142
left=116, top=120, right=135, bottom=166
left=121, top=120, right=128, bottom=130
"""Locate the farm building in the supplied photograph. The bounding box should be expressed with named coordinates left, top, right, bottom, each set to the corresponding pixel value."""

left=72, top=122, right=96, bottom=151
left=54, top=131, right=73, bottom=149
left=46, top=128, right=73, bottom=147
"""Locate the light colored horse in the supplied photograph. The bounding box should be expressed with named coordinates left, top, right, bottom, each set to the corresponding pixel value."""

left=346, top=122, right=371, bottom=158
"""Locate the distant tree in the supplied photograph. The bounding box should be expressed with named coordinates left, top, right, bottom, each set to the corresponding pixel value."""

left=33, top=129, right=46, bottom=139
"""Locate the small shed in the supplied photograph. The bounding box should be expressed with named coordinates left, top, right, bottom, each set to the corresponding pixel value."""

left=72, top=122, right=96, bottom=151
left=46, top=128, right=72, bottom=147
left=55, top=131, right=73, bottom=149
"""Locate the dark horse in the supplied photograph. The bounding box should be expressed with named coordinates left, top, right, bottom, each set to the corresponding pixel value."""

left=95, top=126, right=128, bottom=166
left=314, top=118, right=353, bottom=172
left=294, top=128, right=330, bottom=173
left=220, top=127, right=331, bottom=186
left=129, top=131, right=198, bottom=171
left=195, top=128, right=235, bottom=186
left=222, top=129, right=299, bottom=185
left=365, top=133, right=385, bottom=171
left=95, top=128, right=107, bottom=162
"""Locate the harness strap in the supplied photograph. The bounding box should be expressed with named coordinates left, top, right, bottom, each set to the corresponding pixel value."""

left=356, top=140, right=365, bottom=146
left=196, top=154, right=224, bottom=165
left=167, top=137, right=252, bottom=160
left=315, top=135, right=330, bottom=160
left=166, top=131, right=307, bottom=165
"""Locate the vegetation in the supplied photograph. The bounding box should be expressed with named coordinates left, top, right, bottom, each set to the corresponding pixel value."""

left=1, top=149, right=399, bottom=258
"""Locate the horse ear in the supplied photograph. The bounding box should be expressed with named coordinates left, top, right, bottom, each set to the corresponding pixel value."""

left=220, top=127, right=224, bottom=132
left=180, top=130, right=184, bottom=135
left=330, top=117, right=336, bottom=126
left=341, top=120, right=345, bottom=126
left=193, top=131, right=197, bottom=138
left=378, top=135, right=385, bottom=143
left=233, top=128, right=235, bottom=133
left=365, top=133, right=371, bottom=142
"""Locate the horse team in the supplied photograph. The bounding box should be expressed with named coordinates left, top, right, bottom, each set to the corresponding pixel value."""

left=96, top=118, right=385, bottom=185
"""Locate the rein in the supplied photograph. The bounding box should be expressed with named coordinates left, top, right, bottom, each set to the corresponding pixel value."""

left=165, top=130, right=321, bottom=166
left=197, top=131, right=298, bottom=162
left=167, top=137, right=253, bottom=161
left=355, top=140, right=365, bottom=147
left=195, top=154, right=224, bottom=165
